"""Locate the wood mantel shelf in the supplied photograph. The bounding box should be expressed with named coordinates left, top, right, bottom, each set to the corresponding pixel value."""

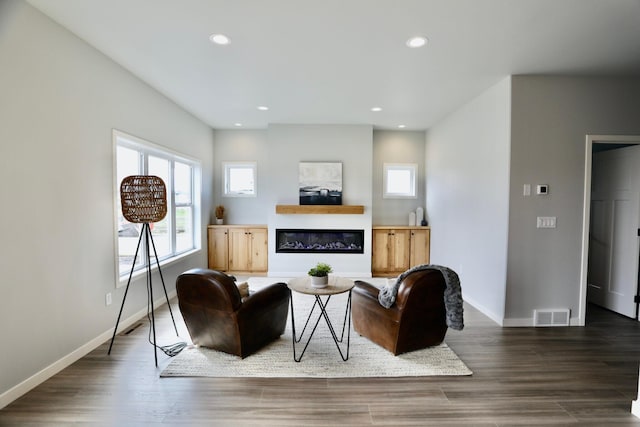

left=275, top=205, right=365, bottom=214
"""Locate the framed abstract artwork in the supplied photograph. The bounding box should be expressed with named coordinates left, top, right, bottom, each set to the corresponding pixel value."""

left=299, top=162, right=342, bottom=205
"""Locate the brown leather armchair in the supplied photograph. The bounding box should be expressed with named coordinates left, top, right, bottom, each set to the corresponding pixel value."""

left=176, top=268, right=290, bottom=358
left=351, top=269, right=448, bottom=355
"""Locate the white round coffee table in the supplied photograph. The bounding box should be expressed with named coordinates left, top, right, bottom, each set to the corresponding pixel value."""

left=287, top=276, right=354, bottom=362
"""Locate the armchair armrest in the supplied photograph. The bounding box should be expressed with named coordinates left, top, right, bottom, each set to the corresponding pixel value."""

left=352, top=280, right=402, bottom=322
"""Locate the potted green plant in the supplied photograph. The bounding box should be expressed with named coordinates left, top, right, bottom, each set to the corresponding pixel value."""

left=215, top=205, right=225, bottom=224
left=308, top=262, right=332, bottom=288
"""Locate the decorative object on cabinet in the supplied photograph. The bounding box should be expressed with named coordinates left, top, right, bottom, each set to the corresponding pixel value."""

left=214, top=205, right=225, bottom=224
left=299, top=162, right=342, bottom=205
left=371, top=226, right=430, bottom=276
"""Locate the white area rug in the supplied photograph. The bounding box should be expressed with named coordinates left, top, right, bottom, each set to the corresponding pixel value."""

left=161, top=277, right=472, bottom=378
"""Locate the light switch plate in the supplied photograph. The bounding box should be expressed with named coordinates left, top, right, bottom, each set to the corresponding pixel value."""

left=537, top=216, right=556, bottom=228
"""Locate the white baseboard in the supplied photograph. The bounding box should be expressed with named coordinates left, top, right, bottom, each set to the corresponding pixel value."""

left=633, top=399, right=640, bottom=418
left=502, top=317, right=532, bottom=327
left=462, top=295, right=504, bottom=326
left=462, top=296, right=582, bottom=327
left=502, top=315, right=581, bottom=327
left=0, top=290, right=176, bottom=410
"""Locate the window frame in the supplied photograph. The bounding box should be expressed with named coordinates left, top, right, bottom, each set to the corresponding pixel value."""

left=113, top=130, right=201, bottom=286
left=383, top=163, right=417, bottom=199
left=223, top=161, right=257, bottom=197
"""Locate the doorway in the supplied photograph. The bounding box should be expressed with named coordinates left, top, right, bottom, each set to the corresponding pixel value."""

left=579, top=135, right=640, bottom=325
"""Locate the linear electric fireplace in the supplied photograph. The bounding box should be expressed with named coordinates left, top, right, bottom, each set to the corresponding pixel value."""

left=276, top=229, right=364, bottom=254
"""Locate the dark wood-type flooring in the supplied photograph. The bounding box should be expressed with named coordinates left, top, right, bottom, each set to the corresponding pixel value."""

left=2, top=301, right=640, bottom=426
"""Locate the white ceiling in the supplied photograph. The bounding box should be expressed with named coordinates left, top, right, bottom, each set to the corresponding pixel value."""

left=26, top=0, right=640, bottom=130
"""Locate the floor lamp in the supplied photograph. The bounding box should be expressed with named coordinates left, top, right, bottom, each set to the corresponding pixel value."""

left=107, top=175, right=185, bottom=366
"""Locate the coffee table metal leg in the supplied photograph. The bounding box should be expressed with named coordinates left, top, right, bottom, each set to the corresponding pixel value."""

left=338, top=291, right=352, bottom=343
left=294, top=297, right=321, bottom=344
left=290, top=291, right=329, bottom=362
left=290, top=290, right=351, bottom=362
left=316, top=291, right=351, bottom=361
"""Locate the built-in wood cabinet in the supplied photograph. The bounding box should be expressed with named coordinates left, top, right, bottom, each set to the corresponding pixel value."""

left=207, top=225, right=268, bottom=273
left=372, top=226, right=430, bottom=276
left=207, top=226, right=229, bottom=271
left=409, top=228, right=430, bottom=266
left=372, top=228, right=410, bottom=274
left=228, top=227, right=268, bottom=272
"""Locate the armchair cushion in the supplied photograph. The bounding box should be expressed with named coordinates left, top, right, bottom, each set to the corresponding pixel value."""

left=236, top=281, right=249, bottom=298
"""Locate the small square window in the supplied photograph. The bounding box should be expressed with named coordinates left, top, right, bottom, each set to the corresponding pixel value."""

left=383, top=163, right=417, bottom=198
left=223, top=162, right=257, bottom=197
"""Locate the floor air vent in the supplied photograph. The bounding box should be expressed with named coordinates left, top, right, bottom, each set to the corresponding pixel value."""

left=122, top=323, right=144, bottom=335
left=533, top=309, right=570, bottom=327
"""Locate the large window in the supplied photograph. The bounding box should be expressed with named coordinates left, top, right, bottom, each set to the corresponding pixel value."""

left=114, top=130, right=201, bottom=282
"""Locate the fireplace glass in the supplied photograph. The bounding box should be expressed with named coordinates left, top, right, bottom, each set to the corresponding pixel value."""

left=276, top=229, right=364, bottom=254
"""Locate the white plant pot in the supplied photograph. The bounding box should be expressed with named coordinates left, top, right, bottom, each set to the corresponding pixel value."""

left=215, top=218, right=223, bottom=225
left=310, top=275, right=328, bottom=288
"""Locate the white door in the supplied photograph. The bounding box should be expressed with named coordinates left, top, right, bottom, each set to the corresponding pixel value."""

left=588, top=144, right=640, bottom=318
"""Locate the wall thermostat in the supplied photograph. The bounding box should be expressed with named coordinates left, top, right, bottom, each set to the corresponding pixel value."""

left=536, top=184, right=549, bottom=195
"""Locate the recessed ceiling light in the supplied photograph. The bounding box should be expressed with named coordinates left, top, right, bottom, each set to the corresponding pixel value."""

left=397, top=124, right=406, bottom=128
left=234, top=123, right=242, bottom=127
left=406, top=36, right=428, bottom=48
left=209, top=34, right=230, bottom=45
left=257, top=106, right=269, bottom=111
left=371, top=107, right=382, bottom=112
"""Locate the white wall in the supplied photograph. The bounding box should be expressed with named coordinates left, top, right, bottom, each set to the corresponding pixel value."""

left=213, top=128, right=419, bottom=229
left=506, top=76, right=640, bottom=324
left=0, top=1, right=214, bottom=405
left=372, top=130, right=427, bottom=225
left=426, top=77, right=512, bottom=324
left=266, top=124, right=373, bottom=277
left=212, top=129, right=269, bottom=225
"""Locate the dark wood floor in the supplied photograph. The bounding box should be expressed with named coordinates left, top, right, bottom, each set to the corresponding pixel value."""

left=2, top=301, right=640, bottom=426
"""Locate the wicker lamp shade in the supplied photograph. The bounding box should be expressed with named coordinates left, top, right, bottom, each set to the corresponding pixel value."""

left=120, top=175, right=167, bottom=223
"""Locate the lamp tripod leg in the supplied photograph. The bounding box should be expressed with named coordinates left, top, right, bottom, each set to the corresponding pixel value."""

left=144, top=224, right=159, bottom=367
left=148, top=226, right=180, bottom=335
left=109, top=222, right=184, bottom=365
left=108, top=225, right=145, bottom=355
